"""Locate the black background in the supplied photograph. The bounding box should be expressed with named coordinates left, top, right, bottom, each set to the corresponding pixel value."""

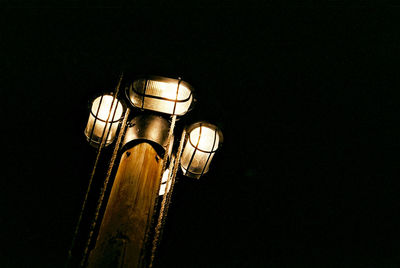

left=2, top=3, right=400, bottom=268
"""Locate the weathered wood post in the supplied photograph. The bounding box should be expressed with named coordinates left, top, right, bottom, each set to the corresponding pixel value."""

left=87, top=115, right=171, bottom=268
left=83, top=75, right=196, bottom=267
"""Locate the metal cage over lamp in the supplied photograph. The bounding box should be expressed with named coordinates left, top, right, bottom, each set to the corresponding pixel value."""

left=72, top=75, right=226, bottom=268
left=180, top=122, right=223, bottom=179
left=84, top=94, right=124, bottom=147
left=127, top=75, right=194, bottom=115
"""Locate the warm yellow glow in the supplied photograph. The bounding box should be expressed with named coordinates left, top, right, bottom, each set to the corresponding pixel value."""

left=84, top=95, right=124, bottom=147
left=159, top=169, right=171, bottom=196
left=130, top=78, right=193, bottom=115
left=91, top=95, right=124, bottom=120
left=147, top=80, right=190, bottom=100
left=189, top=126, right=219, bottom=152
left=180, top=125, right=219, bottom=178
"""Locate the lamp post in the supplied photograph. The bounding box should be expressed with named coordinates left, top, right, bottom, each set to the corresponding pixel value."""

left=70, top=75, right=223, bottom=268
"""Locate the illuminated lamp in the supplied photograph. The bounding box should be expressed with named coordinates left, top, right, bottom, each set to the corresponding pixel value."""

left=84, top=94, right=124, bottom=147
left=159, top=169, right=172, bottom=196
left=127, top=75, right=193, bottom=115
left=180, top=122, right=223, bottom=179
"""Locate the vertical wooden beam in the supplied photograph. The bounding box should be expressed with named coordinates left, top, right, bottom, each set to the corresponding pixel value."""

left=87, top=142, right=163, bottom=268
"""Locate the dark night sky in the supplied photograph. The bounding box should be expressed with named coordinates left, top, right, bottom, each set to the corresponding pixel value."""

left=2, top=4, right=400, bottom=268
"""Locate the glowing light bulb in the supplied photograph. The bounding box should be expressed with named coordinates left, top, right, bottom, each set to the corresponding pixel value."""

left=159, top=169, right=171, bottom=196
left=180, top=123, right=222, bottom=179
left=84, top=95, right=124, bottom=147
left=128, top=76, right=193, bottom=115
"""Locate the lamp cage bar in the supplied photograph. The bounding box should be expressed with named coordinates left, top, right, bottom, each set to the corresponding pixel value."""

left=181, top=122, right=223, bottom=179
left=126, top=75, right=194, bottom=116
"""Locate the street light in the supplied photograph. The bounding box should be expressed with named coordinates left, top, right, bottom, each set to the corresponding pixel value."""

left=180, top=122, right=223, bottom=179
left=84, top=94, right=124, bottom=147
left=71, top=74, right=223, bottom=268
left=127, top=75, right=193, bottom=115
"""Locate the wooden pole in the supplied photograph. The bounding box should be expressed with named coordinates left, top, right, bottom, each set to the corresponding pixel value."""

left=87, top=142, right=163, bottom=268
